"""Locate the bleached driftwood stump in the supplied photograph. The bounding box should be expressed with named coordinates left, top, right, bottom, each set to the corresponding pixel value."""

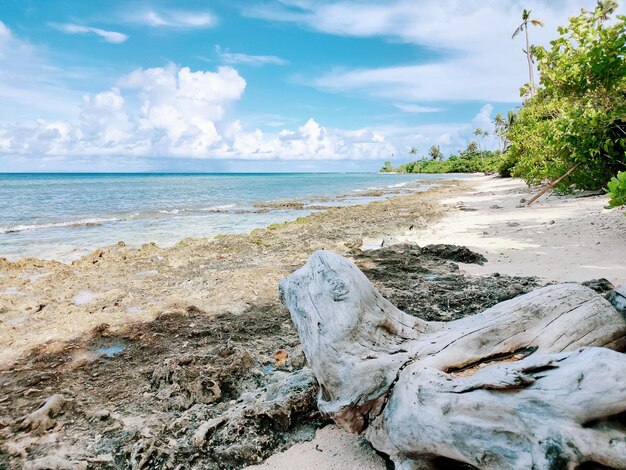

left=280, top=251, right=626, bottom=469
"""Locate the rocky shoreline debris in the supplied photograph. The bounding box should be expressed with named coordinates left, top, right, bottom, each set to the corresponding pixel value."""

left=1, top=242, right=554, bottom=469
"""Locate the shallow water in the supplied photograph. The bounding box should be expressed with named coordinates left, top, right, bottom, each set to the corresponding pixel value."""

left=95, top=344, right=126, bottom=358
left=72, top=290, right=98, bottom=305
left=0, top=172, right=467, bottom=261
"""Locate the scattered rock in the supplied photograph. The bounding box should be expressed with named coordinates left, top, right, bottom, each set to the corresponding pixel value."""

left=18, top=394, right=68, bottom=435
left=92, top=408, right=111, bottom=421
left=582, top=278, right=614, bottom=294
left=420, top=244, right=488, bottom=265
left=607, top=285, right=626, bottom=316
left=380, top=236, right=399, bottom=248
left=457, top=205, right=478, bottom=212
left=254, top=201, right=306, bottom=211
left=23, top=456, right=87, bottom=470
left=352, top=244, right=542, bottom=321
left=574, top=190, right=605, bottom=198
left=196, top=369, right=318, bottom=467
left=286, top=345, right=307, bottom=369
left=192, top=416, right=226, bottom=448
left=139, top=242, right=159, bottom=252
left=151, top=355, right=225, bottom=410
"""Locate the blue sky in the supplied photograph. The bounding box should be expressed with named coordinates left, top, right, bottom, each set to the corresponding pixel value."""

left=0, top=0, right=603, bottom=172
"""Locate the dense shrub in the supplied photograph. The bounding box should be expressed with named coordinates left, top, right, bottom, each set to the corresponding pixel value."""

left=607, top=171, right=626, bottom=209
left=506, top=4, right=626, bottom=194
left=497, top=152, right=518, bottom=178
left=388, top=151, right=505, bottom=175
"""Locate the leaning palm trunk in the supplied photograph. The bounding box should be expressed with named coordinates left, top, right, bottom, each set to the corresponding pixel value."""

left=513, top=10, right=543, bottom=98
left=525, top=25, right=535, bottom=95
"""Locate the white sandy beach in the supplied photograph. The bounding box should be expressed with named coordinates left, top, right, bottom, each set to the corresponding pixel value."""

left=399, top=176, right=626, bottom=285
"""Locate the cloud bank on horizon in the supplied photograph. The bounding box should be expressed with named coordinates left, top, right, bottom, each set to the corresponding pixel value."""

left=0, top=0, right=606, bottom=171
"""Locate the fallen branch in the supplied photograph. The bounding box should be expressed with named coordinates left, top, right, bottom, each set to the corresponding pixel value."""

left=527, top=164, right=580, bottom=206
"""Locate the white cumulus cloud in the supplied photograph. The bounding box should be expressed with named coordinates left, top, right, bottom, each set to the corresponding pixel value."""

left=117, top=64, right=246, bottom=153
left=224, top=118, right=395, bottom=160
left=0, top=63, right=396, bottom=161
left=0, top=16, right=505, bottom=165
left=0, top=62, right=503, bottom=163
left=80, top=87, right=134, bottom=145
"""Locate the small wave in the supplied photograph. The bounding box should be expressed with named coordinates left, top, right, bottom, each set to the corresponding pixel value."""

left=1, top=204, right=243, bottom=234
left=1, top=217, right=124, bottom=234
left=387, top=182, right=408, bottom=188
left=157, top=204, right=237, bottom=214
left=198, top=204, right=237, bottom=211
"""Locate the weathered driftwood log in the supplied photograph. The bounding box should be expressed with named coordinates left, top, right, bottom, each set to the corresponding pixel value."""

left=280, top=250, right=626, bottom=469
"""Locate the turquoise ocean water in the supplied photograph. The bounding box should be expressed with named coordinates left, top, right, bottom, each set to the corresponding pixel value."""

left=0, top=173, right=465, bottom=262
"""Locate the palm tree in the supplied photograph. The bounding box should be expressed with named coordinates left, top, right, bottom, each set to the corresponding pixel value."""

left=428, top=145, right=443, bottom=161
left=596, top=0, right=618, bottom=23
left=497, top=110, right=517, bottom=150
left=506, top=110, right=516, bottom=129
left=474, top=128, right=487, bottom=153
left=474, top=128, right=489, bottom=167
left=465, top=141, right=478, bottom=155
left=494, top=112, right=506, bottom=151
left=512, top=9, right=544, bottom=97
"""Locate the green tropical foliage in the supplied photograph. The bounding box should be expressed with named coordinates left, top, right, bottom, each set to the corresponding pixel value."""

left=380, top=161, right=394, bottom=172
left=465, top=141, right=479, bottom=155
left=505, top=2, right=626, bottom=197
left=428, top=145, right=443, bottom=161
left=607, top=171, right=626, bottom=208
left=384, top=150, right=503, bottom=175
